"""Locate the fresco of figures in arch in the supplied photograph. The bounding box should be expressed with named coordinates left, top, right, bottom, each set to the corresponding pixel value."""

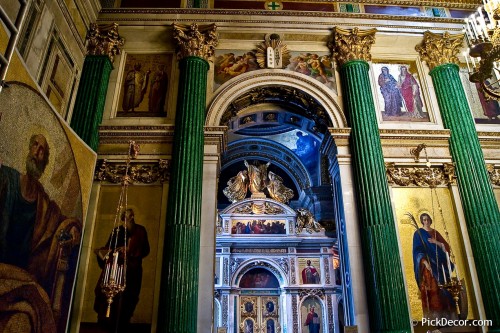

left=371, top=62, right=431, bottom=122
left=214, top=51, right=337, bottom=92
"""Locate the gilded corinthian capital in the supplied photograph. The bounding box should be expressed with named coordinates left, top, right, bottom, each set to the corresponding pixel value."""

left=86, top=23, right=124, bottom=63
left=329, top=27, right=377, bottom=67
left=173, top=23, right=219, bottom=61
left=415, top=31, right=464, bottom=71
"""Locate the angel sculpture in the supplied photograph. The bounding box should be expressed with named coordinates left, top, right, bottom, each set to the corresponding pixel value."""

left=223, top=160, right=295, bottom=204
left=244, top=160, right=270, bottom=194
left=267, top=171, right=294, bottom=204
left=296, top=208, right=323, bottom=233
left=223, top=170, right=248, bottom=203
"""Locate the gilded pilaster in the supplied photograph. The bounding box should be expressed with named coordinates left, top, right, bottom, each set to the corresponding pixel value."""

left=70, top=23, right=124, bottom=151
left=157, top=23, right=218, bottom=333
left=331, top=27, right=411, bottom=333
left=417, top=31, right=500, bottom=332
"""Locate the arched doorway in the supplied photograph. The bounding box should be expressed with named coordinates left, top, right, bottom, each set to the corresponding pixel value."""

left=209, top=71, right=352, bottom=333
left=238, top=267, right=281, bottom=333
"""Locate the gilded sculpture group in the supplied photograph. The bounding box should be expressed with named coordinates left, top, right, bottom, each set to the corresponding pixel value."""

left=224, top=161, right=324, bottom=234
left=223, top=160, right=294, bottom=204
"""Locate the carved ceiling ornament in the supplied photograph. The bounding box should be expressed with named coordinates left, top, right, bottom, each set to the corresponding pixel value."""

left=329, top=27, right=377, bottom=67
left=94, top=159, right=170, bottom=184
left=172, top=23, right=219, bottom=61
left=85, top=22, right=124, bottom=63
left=255, top=33, right=291, bottom=69
left=415, top=31, right=464, bottom=71
left=385, top=162, right=456, bottom=187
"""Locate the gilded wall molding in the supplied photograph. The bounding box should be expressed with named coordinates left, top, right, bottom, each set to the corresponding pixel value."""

left=99, top=8, right=476, bottom=18
left=86, top=23, right=124, bottom=63
left=330, top=27, right=377, bottom=66
left=486, top=164, right=500, bottom=187
left=94, top=159, right=170, bottom=184
left=386, top=162, right=456, bottom=187
left=172, top=23, right=218, bottom=61
left=415, top=31, right=464, bottom=70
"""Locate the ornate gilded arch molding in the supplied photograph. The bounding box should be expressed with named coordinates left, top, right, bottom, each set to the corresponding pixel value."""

left=206, top=70, right=346, bottom=129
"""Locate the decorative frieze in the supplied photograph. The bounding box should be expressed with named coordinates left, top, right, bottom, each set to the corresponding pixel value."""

left=94, top=159, right=170, bottom=184
left=385, top=162, right=456, bottom=187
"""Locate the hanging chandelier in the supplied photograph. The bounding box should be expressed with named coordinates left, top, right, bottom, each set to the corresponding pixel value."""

left=100, top=140, right=139, bottom=317
left=464, top=2, right=500, bottom=100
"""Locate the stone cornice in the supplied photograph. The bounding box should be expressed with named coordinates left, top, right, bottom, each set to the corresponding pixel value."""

left=97, top=9, right=466, bottom=26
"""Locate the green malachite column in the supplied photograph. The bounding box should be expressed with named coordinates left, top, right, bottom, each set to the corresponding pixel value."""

left=70, top=23, right=123, bottom=151
left=157, top=23, right=218, bottom=333
left=417, top=31, right=500, bottom=332
left=331, top=28, right=410, bottom=333
left=70, top=56, right=112, bottom=151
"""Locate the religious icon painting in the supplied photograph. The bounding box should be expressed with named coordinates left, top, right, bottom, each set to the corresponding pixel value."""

left=371, top=61, right=432, bottom=123
left=459, top=66, right=500, bottom=124
left=300, top=297, right=323, bottom=333
left=79, top=185, right=163, bottom=331
left=116, top=53, right=173, bottom=117
left=298, top=258, right=321, bottom=284
left=0, top=82, right=95, bottom=333
left=391, top=187, right=479, bottom=324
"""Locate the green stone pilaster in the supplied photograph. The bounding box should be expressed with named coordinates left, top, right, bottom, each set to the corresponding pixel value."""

left=340, top=60, right=410, bottom=333
left=157, top=56, right=208, bottom=333
left=430, top=63, right=500, bottom=332
left=70, top=55, right=112, bottom=151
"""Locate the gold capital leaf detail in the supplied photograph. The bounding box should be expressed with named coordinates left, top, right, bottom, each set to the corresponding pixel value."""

left=173, top=23, right=219, bottom=61
left=85, top=23, right=124, bottom=63
left=415, top=31, right=464, bottom=71
left=329, top=27, right=377, bottom=67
